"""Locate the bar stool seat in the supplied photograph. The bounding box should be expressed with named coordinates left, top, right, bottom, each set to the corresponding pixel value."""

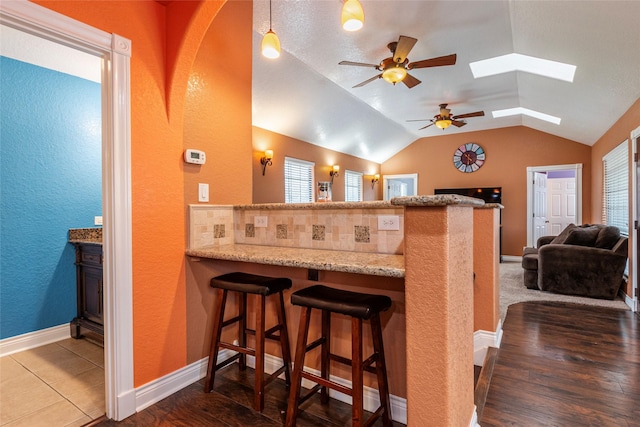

left=286, top=284, right=393, bottom=427
left=204, top=272, right=293, bottom=412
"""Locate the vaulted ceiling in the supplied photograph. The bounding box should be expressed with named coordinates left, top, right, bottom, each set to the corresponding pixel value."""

left=252, top=0, right=640, bottom=163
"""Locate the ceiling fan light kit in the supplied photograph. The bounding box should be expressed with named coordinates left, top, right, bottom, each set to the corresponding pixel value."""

left=261, top=0, right=280, bottom=59
left=382, top=66, right=407, bottom=84
left=435, top=119, right=452, bottom=129
left=341, top=0, right=364, bottom=31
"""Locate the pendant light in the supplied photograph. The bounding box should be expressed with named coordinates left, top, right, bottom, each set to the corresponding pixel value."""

left=341, top=0, right=364, bottom=31
left=261, top=0, right=281, bottom=59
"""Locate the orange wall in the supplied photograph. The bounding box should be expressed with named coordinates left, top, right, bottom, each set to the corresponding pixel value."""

left=184, top=1, right=253, bottom=207
left=382, top=126, right=593, bottom=256
left=590, top=97, right=640, bottom=295
left=183, top=0, right=253, bottom=363
left=252, top=127, right=381, bottom=203
left=32, top=0, right=230, bottom=387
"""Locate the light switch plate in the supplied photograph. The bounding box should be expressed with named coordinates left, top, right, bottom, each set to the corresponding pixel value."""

left=94, top=216, right=103, bottom=226
left=255, top=216, right=268, bottom=228
left=198, top=183, right=209, bottom=202
left=378, top=215, right=400, bottom=231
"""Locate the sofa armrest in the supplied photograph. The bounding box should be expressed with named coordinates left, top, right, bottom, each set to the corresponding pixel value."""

left=537, top=235, right=556, bottom=248
left=538, top=244, right=627, bottom=299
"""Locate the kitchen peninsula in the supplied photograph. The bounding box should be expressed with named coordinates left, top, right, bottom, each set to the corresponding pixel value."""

left=186, top=196, right=498, bottom=426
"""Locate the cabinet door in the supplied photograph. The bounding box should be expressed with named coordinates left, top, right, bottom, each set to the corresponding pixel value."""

left=80, top=265, right=103, bottom=324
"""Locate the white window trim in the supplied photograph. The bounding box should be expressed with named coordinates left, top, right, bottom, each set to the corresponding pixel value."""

left=602, top=140, right=629, bottom=236
left=344, top=170, right=363, bottom=202
left=284, top=157, right=315, bottom=203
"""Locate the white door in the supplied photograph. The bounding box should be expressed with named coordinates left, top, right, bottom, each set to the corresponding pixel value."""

left=533, top=172, right=548, bottom=246
left=388, top=181, right=407, bottom=198
left=546, top=177, right=576, bottom=235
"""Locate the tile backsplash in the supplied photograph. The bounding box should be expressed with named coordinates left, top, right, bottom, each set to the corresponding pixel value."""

left=189, top=204, right=404, bottom=254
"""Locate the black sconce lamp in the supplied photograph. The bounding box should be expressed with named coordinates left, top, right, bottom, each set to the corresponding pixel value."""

left=329, top=165, right=340, bottom=183
left=371, top=173, right=380, bottom=189
left=260, top=150, right=273, bottom=175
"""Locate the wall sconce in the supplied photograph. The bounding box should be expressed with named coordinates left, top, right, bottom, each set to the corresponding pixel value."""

left=329, top=165, right=340, bottom=183
left=260, top=149, right=273, bottom=175
left=371, top=173, right=380, bottom=189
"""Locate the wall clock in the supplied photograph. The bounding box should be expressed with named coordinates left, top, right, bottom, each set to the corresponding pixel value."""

left=453, top=143, right=485, bottom=173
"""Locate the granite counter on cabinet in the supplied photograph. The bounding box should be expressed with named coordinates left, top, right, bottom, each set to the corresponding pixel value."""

left=186, top=244, right=404, bottom=278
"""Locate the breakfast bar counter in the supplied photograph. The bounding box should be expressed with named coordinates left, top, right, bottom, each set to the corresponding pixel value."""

left=186, top=244, right=404, bottom=278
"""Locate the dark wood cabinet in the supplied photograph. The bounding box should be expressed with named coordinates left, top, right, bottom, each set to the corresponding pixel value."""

left=70, top=242, right=104, bottom=340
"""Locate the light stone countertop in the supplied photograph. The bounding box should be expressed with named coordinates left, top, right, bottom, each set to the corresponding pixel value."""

left=186, top=244, right=405, bottom=278
left=391, top=194, right=486, bottom=207
left=233, top=200, right=395, bottom=210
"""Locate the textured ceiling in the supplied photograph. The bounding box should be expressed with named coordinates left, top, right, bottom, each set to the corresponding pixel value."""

left=252, top=0, right=640, bottom=163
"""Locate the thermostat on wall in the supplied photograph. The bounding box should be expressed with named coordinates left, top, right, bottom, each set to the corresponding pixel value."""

left=184, top=149, right=206, bottom=164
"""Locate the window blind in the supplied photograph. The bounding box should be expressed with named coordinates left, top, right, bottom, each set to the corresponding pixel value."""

left=284, top=157, right=314, bottom=203
left=602, top=140, right=629, bottom=236
left=344, top=170, right=363, bottom=202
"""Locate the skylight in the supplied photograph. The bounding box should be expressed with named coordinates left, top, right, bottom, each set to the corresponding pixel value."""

left=469, top=53, right=576, bottom=82
left=492, top=107, right=561, bottom=125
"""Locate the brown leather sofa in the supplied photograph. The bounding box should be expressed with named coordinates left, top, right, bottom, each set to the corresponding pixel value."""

left=522, top=224, right=628, bottom=300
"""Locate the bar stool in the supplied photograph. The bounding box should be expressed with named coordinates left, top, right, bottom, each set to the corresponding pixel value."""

left=285, top=284, right=393, bottom=427
left=204, top=272, right=293, bottom=412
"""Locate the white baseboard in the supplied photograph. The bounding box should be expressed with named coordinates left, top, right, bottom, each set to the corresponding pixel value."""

left=134, top=349, right=407, bottom=425
left=623, top=292, right=638, bottom=311
left=501, top=255, right=522, bottom=262
left=469, top=405, right=480, bottom=427
left=473, top=320, right=503, bottom=366
left=0, top=324, right=69, bottom=357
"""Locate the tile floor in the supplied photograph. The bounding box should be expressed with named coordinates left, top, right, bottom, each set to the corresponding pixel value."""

left=0, top=338, right=105, bottom=426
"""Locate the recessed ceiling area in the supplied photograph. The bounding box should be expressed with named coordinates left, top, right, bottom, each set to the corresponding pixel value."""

left=252, top=0, right=640, bottom=163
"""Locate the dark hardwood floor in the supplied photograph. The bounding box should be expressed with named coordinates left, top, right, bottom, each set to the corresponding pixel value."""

left=89, top=300, right=639, bottom=426
left=91, top=361, right=405, bottom=426
left=481, top=301, right=640, bottom=427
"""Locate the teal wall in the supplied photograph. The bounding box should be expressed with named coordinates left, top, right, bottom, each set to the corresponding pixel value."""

left=0, top=56, right=101, bottom=340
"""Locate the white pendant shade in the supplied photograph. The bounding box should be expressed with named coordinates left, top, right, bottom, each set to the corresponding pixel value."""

left=261, top=30, right=280, bottom=59
left=341, top=0, right=364, bottom=31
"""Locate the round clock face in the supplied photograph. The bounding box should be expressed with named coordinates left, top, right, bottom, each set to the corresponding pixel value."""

left=453, top=143, right=485, bottom=173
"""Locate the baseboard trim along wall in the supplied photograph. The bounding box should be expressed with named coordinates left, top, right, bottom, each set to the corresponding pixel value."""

left=0, top=324, right=69, bottom=357
left=473, top=320, right=503, bottom=366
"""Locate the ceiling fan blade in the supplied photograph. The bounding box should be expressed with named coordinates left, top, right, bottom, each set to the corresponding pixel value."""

left=452, top=111, right=485, bottom=119
left=353, top=74, right=382, bottom=88
left=402, top=73, right=421, bottom=88
left=339, top=60, right=380, bottom=68
left=393, top=35, right=418, bottom=63
left=408, top=54, right=457, bottom=69
left=451, top=120, right=467, bottom=127
left=406, top=119, right=431, bottom=122
left=418, top=122, right=435, bottom=130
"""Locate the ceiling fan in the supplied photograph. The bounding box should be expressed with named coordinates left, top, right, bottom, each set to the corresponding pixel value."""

left=407, top=104, right=485, bottom=130
left=338, top=35, right=457, bottom=88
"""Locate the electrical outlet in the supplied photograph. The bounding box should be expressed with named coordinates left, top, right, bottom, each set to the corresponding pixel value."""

left=198, top=183, right=209, bottom=202
left=378, top=215, right=400, bottom=231
left=94, top=216, right=103, bottom=226
left=255, top=216, right=268, bottom=228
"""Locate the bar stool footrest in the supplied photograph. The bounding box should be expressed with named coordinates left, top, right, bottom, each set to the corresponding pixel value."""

left=301, top=371, right=352, bottom=397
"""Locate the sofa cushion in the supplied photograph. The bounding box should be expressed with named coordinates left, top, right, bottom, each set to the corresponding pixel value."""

left=550, top=223, right=577, bottom=244
left=563, top=225, right=600, bottom=247
left=595, top=226, right=621, bottom=249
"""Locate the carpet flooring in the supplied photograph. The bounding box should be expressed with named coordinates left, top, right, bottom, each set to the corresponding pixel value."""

left=499, top=260, right=629, bottom=320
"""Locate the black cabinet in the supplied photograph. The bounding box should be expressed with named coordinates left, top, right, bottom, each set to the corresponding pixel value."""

left=70, top=242, right=104, bottom=340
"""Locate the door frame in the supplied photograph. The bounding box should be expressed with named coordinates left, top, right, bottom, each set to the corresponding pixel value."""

left=382, top=173, right=418, bottom=201
left=526, top=164, right=582, bottom=247
left=0, top=1, right=135, bottom=420
left=632, top=126, right=640, bottom=312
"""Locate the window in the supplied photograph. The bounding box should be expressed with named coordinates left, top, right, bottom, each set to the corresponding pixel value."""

left=602, top=140, right=629, bottom=236
left=284, top=157, right=314, bottom=203
left=344, top=170, right=363, bottom=202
